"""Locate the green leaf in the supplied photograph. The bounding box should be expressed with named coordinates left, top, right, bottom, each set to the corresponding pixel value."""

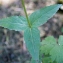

left=40, top=36, right=56, bottom=54
left=50, top=35, right=63, bottom=63
left=24, top=27, right=40, bottom=60
left=58, top=35, right=63, bottom=45
left=30, top=60, right=36, bottom=63
left=40, top=35, right=63, bottom=63
left=42, top=57, right=53, bottom=63
left=30, top=59, right=37, bottom=63
left=50, top=45, right=63, bottom=63
left=30, top=59, right=41, bottom=63
left=0, top=16, right=28, bottom=31
left=61, top=27, right=63, bottom=33
left=29, top=4, right=62, bottom=27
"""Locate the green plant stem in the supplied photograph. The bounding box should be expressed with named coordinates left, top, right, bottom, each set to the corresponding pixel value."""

left=21, top=0, right=31, bottom=28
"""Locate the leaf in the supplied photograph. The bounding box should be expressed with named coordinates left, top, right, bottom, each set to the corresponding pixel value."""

left=58, top=35, right=63, bottom=45
left=30, top=59, right=37, bottom=63
left=24, top=27, right=40, bottom=60
left=40, top=35, right=63, bottom=63
left=40, top=36, right=56, bottom=54
left=30, top=60, right=36, bottom=63
left=42, top=56, right=53, bottom=63
left=29, top=4, right=62, bottom=27
left=30, top=59, right=41, bottom=63
left=50, top=45, right=63, bottom=63
left=0, top=16, right=28, bottom=31
left=50, top=35, right=63, bottom=63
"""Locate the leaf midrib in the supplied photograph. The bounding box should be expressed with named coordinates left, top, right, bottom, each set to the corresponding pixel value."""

left=29, top=28, right=36, bottom=54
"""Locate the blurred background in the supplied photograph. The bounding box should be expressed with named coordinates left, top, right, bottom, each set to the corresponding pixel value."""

left=0, top=0, right=63, bottom=63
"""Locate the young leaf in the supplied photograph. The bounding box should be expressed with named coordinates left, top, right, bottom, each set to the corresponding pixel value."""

left=40, top=36, right=56, bottom=54
left=50, top=45, right=63, bottom=63
left=40, top=35, right=63, bottom=63
left=42, top=57, right=53, bottom=63
left=50, top=35, right=63, bottom=63
left=0, top=16, right=28, bottom=31
left=29, top=4, right=62, bottom=27
left=24, top=27, right=40, bottom=60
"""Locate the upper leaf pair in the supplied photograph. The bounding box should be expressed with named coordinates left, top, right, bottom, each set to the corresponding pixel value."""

left=0, top=4, right=62, bottom=31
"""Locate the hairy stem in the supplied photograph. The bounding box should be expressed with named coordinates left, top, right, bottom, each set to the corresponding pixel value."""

left=21, top=0, right=31, bottom=28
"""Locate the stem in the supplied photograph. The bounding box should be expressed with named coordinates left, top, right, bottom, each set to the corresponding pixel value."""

left=21, top=0, right=31, bottom=28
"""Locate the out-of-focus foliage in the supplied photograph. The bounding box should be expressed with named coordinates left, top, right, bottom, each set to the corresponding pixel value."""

left=40, top=36, right=63, bottom=63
